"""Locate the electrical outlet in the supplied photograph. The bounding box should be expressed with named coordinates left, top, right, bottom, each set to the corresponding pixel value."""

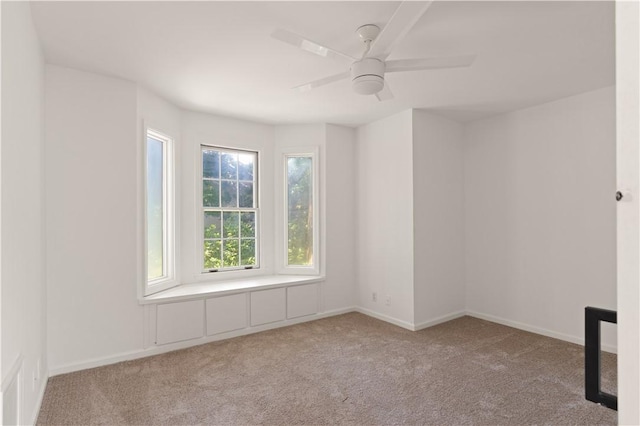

left=385, top=295, right=391, bottom=306
left=372, top=292, right=377, bottom=302
left=36, top=359, right=41, bottom=381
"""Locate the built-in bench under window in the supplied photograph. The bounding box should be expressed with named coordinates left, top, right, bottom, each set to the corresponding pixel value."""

left=141, top=275, right=323, bottom=305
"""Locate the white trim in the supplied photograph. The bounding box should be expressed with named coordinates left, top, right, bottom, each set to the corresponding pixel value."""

left=1, top=355, right=23, bottom=426
left=47, top=307, right=618, bottom=378
left=27, top=368, right=48, bottom=426
left=354, top=307, right=617, bottom=355
left=466, top=310, right=617, bottom=354
left=413, top=310, right=466, bottom=331
left=1, top=355, right=23, bottom=392
left=1, top=356, right=49, bottom=426
left=194, top=144, right=265, bottom=282
left=354, top=307, right=415, bottom=331
left=277, top=146, right=321, bottom=276
left=615, top=1, right=640, bottom=422
left=143, top=125, right=179, bottom=296
left=141, top=274, right=324, bottom=305
left=353, top=308, right=465, bottom=332
left=49, top=307, right=356, bottom=377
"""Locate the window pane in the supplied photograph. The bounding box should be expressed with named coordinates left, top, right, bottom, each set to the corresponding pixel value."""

left=221, top=152, right=237, bottom=180
left=147, top=136, right=164, bottom=280
left=287, top=156, right=313, bottom=266
left=241, top=238, right=256, bottom=266
left=223, top=212, right=239, bottom=238
left=204, top=240, right=221, bottom=269
left=238, top=153, right=254, bottom=181
left=203, top=180, right=220, bottom=207
left=204, top=212, right=221, bottom=238
left=238, top=182, right=253, bottom=208
left=202, top=150, right=220, bottom=179
left=241, top=212, right=255, bottom=238
left=223, top=239, right=239, bottom=267
left=221, top=181, right=237, bottom=207
left=200, top=145, right=259, bottom=272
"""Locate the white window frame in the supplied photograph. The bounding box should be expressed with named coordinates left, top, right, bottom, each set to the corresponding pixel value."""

left=279, top=146, right=320, bottom=276
left=198, top=144, right=261, bottom=275
left=143, top=127, right=178, bottom=295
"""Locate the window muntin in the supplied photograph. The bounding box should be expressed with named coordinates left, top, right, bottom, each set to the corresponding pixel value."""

left=145, top=129, right=175, bottom=291
left=202, top=146, right=259, bottom=272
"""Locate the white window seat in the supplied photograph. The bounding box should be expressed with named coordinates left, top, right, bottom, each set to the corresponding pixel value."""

left=141, top=275, right=324, bottom=305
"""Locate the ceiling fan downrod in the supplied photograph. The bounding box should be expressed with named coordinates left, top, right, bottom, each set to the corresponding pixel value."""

left=352, top=24, right=384, bottom=95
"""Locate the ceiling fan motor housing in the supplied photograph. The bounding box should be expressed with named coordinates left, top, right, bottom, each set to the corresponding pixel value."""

left=351, top=58, right=385, bottom=95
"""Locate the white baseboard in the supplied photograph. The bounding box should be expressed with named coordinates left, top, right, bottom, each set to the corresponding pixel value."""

left=49, top=307, right=357, bottom=376
left=354, top=307, right=466, bottom=332
left=50, top=307, right=617, bottom=377
left=414, top=310, right=466, bottom=331
left=466, top=310, right=617, bottom=354
left=353, top=307, right=415, bottom=331
left=27, top=369, right=48, bottom=426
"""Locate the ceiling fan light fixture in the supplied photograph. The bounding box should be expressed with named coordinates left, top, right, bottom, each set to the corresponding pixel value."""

left=351, top=58, right=385, bottom=95
left=352, top=75, right=384, bottom=95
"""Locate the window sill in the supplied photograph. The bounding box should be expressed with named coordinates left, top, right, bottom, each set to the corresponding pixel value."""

left=140, top=274, right=324, bottom=305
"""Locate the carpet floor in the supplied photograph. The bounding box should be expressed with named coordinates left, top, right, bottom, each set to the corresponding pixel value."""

left=37, top=313, right=617, bottom=425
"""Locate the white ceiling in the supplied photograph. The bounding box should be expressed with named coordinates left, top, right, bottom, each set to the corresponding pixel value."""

left=30, top=1, right=615, bottom=127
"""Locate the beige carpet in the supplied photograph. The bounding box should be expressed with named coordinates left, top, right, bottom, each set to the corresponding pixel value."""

left=37, top=313, right=617, bottom=425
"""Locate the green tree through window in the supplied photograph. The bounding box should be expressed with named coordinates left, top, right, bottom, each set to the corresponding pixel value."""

left=287, top=156, right=313, bottom=266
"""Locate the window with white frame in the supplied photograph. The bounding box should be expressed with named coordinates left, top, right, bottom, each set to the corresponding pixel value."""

left=201, top=146, right=259, bottom=272
left=283, top=150, right=319, bottom=274
left=145, top=129, right=175, bottom=293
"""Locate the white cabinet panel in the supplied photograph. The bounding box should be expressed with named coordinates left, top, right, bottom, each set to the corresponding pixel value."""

left=206, top=293, right=247, bottom=335
left=2, top=370, right=20, bottom=426
left=287, top=284, right=318, bottom=319
left=250, top=288, right=286, bottom=326
left=156, top=300, right=204, bottom=345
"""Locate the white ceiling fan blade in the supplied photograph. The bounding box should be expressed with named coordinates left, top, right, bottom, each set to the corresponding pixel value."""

left=272, top=29, right=355, bottom=63
left=368, top=1, right=433, bottom=60
left=293, top=71, right=350, bottom=92
left=375, top=83, right=394, bottom=102
left=386, top=55, right=476, bottom=73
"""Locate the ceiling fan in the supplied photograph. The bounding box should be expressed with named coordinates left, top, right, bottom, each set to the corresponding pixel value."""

left=272, top=1, right=476, bottom=101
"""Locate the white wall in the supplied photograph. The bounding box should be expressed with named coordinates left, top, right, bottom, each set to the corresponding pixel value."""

left=412, top=110, right=465, bottom=327
left=356, top=110, right=415, bottom=327
left=615, top=1, right=640, bottom=422
left=464, top=86, right=617, bottom=350
left=274, top=124, right=357, bottom=312
left=1, top=2, right=47, bottom=424
left=45, top=66, right=142, bottom=371
left=324, top=124, right=356, bottom=311
left=138, top=88, right=183, bottom=139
